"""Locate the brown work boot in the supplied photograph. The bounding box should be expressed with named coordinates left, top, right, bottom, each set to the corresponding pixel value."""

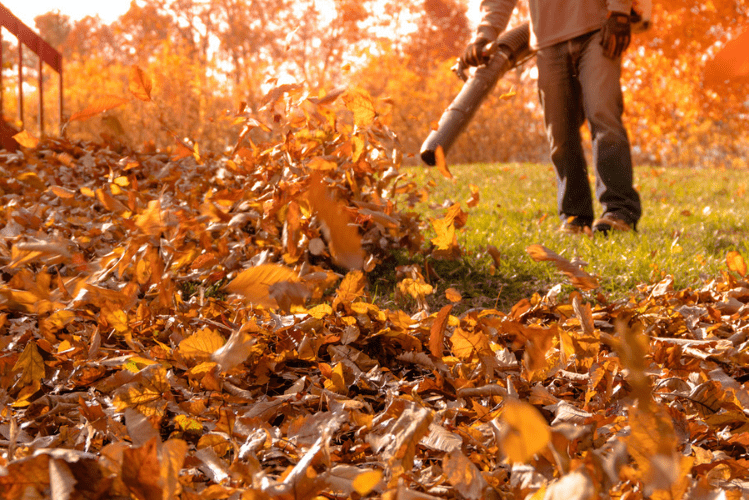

left=592, top=213, right=635, bottom=236
left=559, top=216, right=592, bottom=236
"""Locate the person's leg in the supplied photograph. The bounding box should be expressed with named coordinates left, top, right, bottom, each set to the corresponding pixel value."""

left=537, top=42, right=593, bottom=228
left=578, top=30, right=642, bottom=228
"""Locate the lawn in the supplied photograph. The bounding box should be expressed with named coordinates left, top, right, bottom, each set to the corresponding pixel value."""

left=392, top=162, right=749, bottom=311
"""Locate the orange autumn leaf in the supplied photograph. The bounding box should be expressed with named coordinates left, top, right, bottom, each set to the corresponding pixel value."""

left=333, top=269, right=366, bottom=309
left=352, top=470, right=383, bottom=496
left=122, top=438, right=162, bottom=500
left=434, top=145, right=453, bottom=180
left=69, top=95, right=130, bottom=121
left=726, top=251, right=747, bottom=277
left=466, top=184, right=480, bottom=208
left=498, top=398, right=551, bottom=464
left=128, top=65, right=153, bottom=101
left=443, top=448, right=487, bottom=500
left=179, top=328, right=225, bottom=363
left=225, top=264, right=302, bottom=309
left=445, top=288, right=462, bottom=303
left=135, top=200, right=167, bottom=237
left=429, top=304, right=453, bottom=358
left=307, top=174, right=365, bottom=270
left=342, top=86, right=377, bottom=128
left=430, top=215, right=456, bottom=251
left=13, top=341, right=45, bottom=386
left=450, top=327, right=492, bottom=359
left=704, top=30, right=749, bottom=89
left=526, top=244, right=599, bottom=290
left=13, top=130, right=39, bottom=149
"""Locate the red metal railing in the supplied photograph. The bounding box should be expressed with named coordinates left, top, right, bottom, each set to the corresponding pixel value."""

left=0, top=2, right=63, bottom=141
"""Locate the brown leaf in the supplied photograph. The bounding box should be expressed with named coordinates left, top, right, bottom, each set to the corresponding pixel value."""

left=307, top=174, right=365, bottom=270
left=429, top=304, right=453, bottom=358
left=443, top=449, right=488, bottom=500
left=122, top=438, right=163, bottom=500
left=525, top=244, right=598, bottom=290
left=13, top=341, right=45, bottom=387
left=128, top=65, right=152, bottom=101
left=69, top=95, right=130, bottom=121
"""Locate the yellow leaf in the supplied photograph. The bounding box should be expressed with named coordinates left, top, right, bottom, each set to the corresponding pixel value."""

left=225, top=264, right=300, bottom=309
left=13, top=341, right=45, bottom=386
left=306, top=303, right=333, bottom=319
left=397, top=277, right=433, bottom=301
left=307, top=157, right=338, bottom=170
left=466, top=184, right=480, bottom=207
left=49, top=185, right=76, bottom=199
left=434, top=145, right=453, bottom=180
left=128, top=65, right=153, bottom=101
left=443, top=448, right=487, bottom=499
left=179, top=328, right=225, bottom=363
left=69, top=95, right=130, bottom=121
left=352, top=470, right=383, bottom=495
left=13, top=130, right=39, bottom=148
left=450, top=327, right=491, bottom=359
left=112, top=365, right=170, bottom=417
left=726, top=251, right=747, bottom=277
left=326, top=362, right=348, bottom=394
left=430, top=215, right=456, bottom=251
left=333, top=270, right=366, bottom=309
left=135, top=200, right=167, bottom=237
left=104, top=308, right=130, bottom=334
left=343, top=87, right=376, bottom=128
left=500, top=398, right=551, bottom=463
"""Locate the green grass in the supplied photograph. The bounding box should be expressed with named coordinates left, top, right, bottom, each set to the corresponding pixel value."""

left=387, top=163, right=749, bottom=312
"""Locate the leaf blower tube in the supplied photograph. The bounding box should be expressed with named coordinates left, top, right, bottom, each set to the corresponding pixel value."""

left=420, top=23, right=534, bottom=166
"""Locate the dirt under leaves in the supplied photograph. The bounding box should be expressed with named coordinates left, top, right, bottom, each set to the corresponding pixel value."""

left=0, top=84, right=747, bottom=500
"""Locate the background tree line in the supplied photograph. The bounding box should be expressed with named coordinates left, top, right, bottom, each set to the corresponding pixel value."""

left=8, top=0, right=750, bottom=167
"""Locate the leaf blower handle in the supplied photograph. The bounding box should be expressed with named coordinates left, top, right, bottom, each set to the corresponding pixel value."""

left=421, top=23, right=534, bottom=166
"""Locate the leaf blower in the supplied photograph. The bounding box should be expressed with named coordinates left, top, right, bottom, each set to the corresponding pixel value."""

left=420, top=23, right=535, bottom=166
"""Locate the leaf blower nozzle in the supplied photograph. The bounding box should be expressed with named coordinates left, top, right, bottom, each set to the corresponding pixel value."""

left=420, top=23, right=534, bottom=166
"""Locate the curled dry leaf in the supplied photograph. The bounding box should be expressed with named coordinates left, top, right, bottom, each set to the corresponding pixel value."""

left=525, top=244, right=599, bottom=290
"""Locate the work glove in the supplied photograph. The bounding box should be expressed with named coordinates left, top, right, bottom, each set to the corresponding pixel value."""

left=600, top=11, right=631, bottom=59
left=462, top=37, right=491, bottom=67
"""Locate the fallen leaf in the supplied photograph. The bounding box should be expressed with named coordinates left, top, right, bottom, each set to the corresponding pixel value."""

left=497, top=398, right=551, bottom=463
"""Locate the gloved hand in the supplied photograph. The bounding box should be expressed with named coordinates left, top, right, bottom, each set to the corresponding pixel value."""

left=462, top=37, right=491, bottom=67
left=600, top=11, right=631, bottom=59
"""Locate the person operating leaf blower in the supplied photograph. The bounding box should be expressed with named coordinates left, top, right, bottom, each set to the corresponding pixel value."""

left=463, top=1, right=642, bottom=235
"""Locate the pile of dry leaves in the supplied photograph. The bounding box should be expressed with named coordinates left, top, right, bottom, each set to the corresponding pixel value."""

left=0, top=76, right=747, bottom=499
